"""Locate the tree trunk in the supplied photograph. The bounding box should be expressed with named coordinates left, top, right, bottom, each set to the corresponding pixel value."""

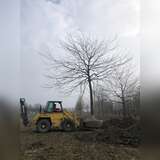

left=88, top=79, right=94, bottom=115
left=122, top=95, right=126, bottom=118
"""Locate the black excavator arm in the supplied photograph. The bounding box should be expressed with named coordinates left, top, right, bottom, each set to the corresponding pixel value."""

left=20, top=98, right=29, bottom=126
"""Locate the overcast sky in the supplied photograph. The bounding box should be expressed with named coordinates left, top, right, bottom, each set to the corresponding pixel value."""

left=0, top=0, right=141, bottom=107
left=21, top=0, right=140, bottom=107
left=1, top=0, right=160, bottom=108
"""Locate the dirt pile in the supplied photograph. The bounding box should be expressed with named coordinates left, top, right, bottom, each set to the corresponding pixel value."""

left=100, top=117, right=141, bottom=146
left=102, top=117, right=138, bottom=129
left=76, top=117, right=141, bottom=147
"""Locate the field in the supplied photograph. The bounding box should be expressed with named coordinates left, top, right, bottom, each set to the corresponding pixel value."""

left=20, top=127, right=140, bottom=160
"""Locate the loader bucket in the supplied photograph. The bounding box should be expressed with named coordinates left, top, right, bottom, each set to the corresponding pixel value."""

left=83, top=116, right=103, bottom=128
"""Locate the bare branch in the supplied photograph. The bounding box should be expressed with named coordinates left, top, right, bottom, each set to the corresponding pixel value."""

left=41, top=33, right=131, bottom=115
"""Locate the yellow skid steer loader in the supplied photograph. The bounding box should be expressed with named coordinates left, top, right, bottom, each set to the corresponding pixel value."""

left=20, top=98, right=102, bottom=133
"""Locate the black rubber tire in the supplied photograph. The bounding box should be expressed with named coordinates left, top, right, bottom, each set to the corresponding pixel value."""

left=61, top=120, right=75, bottom=132
left=37, top=119, right=51, bottom=133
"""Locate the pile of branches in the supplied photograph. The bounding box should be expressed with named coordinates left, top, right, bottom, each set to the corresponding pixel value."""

left=98, top=117, right=141, bottom=147
left=76, top=117, right=141, bottom=147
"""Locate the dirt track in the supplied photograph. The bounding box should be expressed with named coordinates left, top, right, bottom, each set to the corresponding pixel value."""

left=20, top=127, right=140, bottom=160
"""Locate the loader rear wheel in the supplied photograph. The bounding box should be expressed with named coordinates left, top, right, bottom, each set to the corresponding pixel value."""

left=37, top=119, right=51, bottom=133
left=61, top=120, right=75, bottom=132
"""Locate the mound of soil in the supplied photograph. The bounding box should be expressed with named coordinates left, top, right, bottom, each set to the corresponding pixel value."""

left=102, top=117, right=138, bottom=129
left=76, top=117, right=141, bottom=147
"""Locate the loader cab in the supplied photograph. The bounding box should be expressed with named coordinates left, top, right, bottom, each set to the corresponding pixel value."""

left=45, top=101, right=63, bottom=113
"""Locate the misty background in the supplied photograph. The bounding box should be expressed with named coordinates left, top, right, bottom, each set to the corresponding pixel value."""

left=20, top=0, right=140, bottom=107
left=1, top=0, right=159, bottom=108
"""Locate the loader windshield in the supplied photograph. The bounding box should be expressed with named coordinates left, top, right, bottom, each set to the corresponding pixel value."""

left=47, top=102, right=55, bottom=112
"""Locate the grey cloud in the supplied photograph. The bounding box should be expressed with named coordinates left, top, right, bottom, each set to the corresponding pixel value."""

left=46, top=0, right=62, bottom=5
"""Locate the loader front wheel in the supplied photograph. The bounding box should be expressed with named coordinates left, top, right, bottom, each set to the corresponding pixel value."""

left=61, top=120, right=75, bottom=132
left=37, top=119, right=51, bottom=133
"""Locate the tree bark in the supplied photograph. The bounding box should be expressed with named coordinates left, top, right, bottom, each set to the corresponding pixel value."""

left=122, top=93, right=126, bottom=118
left=88, top=78, right=94, bottom=115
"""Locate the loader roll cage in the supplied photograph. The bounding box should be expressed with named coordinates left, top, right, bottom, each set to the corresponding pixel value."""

left=45, top=101, right=63, bottom=113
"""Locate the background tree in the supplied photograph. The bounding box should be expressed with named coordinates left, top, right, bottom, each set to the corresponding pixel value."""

left=129, top=85, right=140, bottom=117
left=75, top=95, right=84, bottom=116
left=105, top=64, right=139, bottom=118
left=93, top=85, right=113, bottom=119
left=41, top=33, right=129, bottom=116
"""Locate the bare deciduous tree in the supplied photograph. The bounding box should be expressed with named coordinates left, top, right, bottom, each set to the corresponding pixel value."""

left=105, top=64, right=139, bottom=118
left=93, top=85, right=113, bottom=119
left=40, top=33, right=129, bottom=116
left=75, top=95, right=84, bottom=116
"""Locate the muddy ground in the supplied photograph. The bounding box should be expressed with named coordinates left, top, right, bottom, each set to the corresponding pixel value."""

left=20, top=127, right=140, bottom=160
